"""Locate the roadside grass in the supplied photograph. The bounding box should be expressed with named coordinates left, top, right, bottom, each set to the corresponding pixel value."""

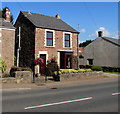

left=104, top=72, right=120, bottom=74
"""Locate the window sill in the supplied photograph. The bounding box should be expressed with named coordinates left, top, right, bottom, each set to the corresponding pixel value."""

left=45, top=46, right=55, bottom=48
left=63, top=47, right=72, bottom=48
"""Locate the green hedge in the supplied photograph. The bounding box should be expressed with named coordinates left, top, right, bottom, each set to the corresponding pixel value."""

left=91, top=66, right=103, bottom=71
left=79, top=65, right=120, bottom=72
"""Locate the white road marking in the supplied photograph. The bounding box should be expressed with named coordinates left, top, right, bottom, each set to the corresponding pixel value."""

left=112, top=92, right=120, bottom=96
left=25, top=97, right=93, bottom=110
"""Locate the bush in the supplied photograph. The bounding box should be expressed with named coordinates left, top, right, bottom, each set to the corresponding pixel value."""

left=102, top=66, right=120, bottom=72
left=0, top=58, right=7, bottom=73
left=3, top=73, right=11, bottom=77
left=10, top=66, right=32, bottom=77
left=79, top=65, right=92, bottom=69
left=91, top=66, right=103, bottom=71
left=79, top=65, right=120, bottom=72
left=45, top=59, right=60, bottom=81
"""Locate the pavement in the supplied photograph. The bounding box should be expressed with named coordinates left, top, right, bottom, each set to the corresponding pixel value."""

left=1, top=73, right=119, bottom=91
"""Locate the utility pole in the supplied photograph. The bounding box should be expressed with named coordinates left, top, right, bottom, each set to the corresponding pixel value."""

left=17, top=27, right=21, bottom=67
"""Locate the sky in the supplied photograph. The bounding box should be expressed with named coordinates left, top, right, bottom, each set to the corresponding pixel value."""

left=2, top=2, right=118, bottom=43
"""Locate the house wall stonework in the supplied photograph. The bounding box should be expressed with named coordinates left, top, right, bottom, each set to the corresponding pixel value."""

left=2, top=29, right=15, bottom=73
left=35, top=28, right=78, bottom=68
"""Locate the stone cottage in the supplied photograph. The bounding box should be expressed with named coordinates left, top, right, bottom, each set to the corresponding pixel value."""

left=0, top=8, right=15, bottom=74
left=14, top=11, right=79, bottom=74
left=79, top=31, right=120, bottom=68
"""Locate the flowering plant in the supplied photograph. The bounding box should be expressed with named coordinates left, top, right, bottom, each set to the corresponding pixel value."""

left=51, top=57, right=56, bottom=62
left=33, top=57, right=44, bottom=65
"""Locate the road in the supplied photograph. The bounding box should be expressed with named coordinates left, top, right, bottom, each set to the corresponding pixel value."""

left=2, top=79, right=119, bottom=112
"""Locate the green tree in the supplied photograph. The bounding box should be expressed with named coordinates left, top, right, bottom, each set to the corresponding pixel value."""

left=79, top=40, right=93, bottom=47
left=0, top=7, right=13, bottom=23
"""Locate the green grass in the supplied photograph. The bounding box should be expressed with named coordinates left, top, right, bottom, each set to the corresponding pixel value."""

left=104, top=72, right=120, bottom=74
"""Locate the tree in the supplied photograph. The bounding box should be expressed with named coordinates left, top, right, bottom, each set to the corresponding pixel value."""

left=0, top=7, right=13, bottom=23
left=79, top=40, right=93, bottom=47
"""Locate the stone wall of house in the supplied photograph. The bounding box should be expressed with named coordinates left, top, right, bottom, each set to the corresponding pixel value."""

left=14, top=12, right=36, bottom=71
left=2, top=29, right=15, bottom=73
left=35, top=28, right=78, bottom=69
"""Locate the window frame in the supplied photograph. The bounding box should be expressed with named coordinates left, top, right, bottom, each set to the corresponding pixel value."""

left=45, top=29, right=55, bottom=47
left=63, top=32, right=72, bottom=48
left=46, top=31, right=53, bottom=46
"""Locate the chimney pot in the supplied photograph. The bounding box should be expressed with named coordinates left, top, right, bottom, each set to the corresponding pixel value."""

left=55, top=14, right=60, bottom=19
left=5, top=8, right=11, bottom=22
left=98, top=31, right=103, bottom=37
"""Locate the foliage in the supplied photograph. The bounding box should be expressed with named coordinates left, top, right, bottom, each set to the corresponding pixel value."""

left=0, top=7, right=14, bottom=23
left=79, top=65, right=120, bottom=72
left=0, top=58, right=7, bottom=73
left=60, top=69, right=92, bottom=74
left=10, top=66, right=32, bottom=77
left=79, top=65, right=92, bottom=69
left=102, top=66, right=120, bottom=72
left=91, top=66, right=103, bottom=71
left=33, top=57, right=44, bottom=65
left=45, top=57, right=60, bottom=81
left=79, top=40, right=93, bottom=47
left=3, top=73, right=11, bottom=77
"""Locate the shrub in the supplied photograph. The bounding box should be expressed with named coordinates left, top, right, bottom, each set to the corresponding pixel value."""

left=85, top=69, right=92, bottom=72
left=91, top=66, right=103, bottom=71
left=0, top=58, right=7, bottom=73
left=45, top=58, right=60, bottom=81
left=78, top=69, right=86, bottom=72
left=60, top=69, right=70, bottom=73
left=10, top=66, right=32, bottom=77
left=3, top=73, right=11, bottom=77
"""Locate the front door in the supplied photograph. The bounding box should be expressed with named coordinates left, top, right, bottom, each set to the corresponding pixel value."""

left=60, top=52, right=72, bottom=69
left=40, top=54, right=46, bottom=75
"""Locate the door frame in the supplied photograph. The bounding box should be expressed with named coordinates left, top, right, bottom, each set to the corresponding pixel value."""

left=60, top=51, right=73, bottom=69
left=37, top=51, right=48, bottom=74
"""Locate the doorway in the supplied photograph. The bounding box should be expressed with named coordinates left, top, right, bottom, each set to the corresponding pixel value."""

left=39, top=54, right=46, bottom=75
left=60, top=52, right=73, bottom=69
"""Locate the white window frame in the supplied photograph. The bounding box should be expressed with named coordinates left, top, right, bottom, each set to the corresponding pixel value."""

left=63, top=32, right=72, bottom=48
left=44, top=29, right=55, bottom=47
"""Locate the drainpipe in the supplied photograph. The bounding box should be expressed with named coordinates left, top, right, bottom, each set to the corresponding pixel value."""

left=77, top=33, right=79, bottom=69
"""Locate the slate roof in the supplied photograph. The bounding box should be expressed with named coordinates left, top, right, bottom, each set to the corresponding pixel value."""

left=21, top=11, right=79, bottom=33
left=0, top=18, right=15, bottom=29
left=102, top=37, right=120, bottom=47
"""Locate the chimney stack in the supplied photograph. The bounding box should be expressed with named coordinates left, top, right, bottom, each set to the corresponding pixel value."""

left=98, top=31, right=103, bottom=37
left=55, top=14, right=60, bottom=19
left=5, top=8, right=11, bottom=22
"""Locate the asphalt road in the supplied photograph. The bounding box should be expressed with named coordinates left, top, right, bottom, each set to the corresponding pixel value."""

left=2, top=79, right=119, bottom=112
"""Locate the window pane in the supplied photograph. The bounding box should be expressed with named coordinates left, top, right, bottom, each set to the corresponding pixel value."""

left=65, top=41, right=70, bottom=47
left=47, top=39, right=53, bottom=46
left=65, top=34, right=70, bottom=40
left=47, top=32, right=53, bottom=38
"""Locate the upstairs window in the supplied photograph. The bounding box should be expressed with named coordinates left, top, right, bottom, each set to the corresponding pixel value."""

left=46, top=31, right=53, bottom=46
left=65, top=33, right=70, bottom=47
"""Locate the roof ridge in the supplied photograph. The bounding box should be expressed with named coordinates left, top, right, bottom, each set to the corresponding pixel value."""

left=21, top=11, right=60, bottom=20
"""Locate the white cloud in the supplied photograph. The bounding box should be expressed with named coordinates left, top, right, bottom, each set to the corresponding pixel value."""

left=97, top=27, right=111, bottom=36
left=78, top=40, right=84, bottom=44
left=89, top=27, right=111, bottom=38
left=80, top=29, right=86, bottom=33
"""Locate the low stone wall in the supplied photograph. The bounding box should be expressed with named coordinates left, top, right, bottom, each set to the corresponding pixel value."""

left=60, top=71, right=103, bottom=80
left=2, top=71, right=33, bottom=83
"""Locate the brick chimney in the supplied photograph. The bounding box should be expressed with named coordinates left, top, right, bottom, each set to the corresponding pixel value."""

left=55, top=14, right=60, bottom=19
left=98, top=31, right=103, bottom=37
left=5, top=8, right=11, bottom=22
